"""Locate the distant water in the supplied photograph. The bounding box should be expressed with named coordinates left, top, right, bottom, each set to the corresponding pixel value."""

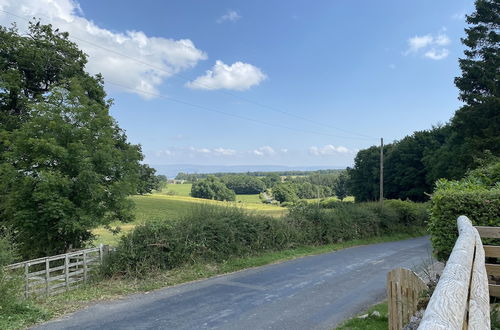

left=150, top=164, right=343, bottom=178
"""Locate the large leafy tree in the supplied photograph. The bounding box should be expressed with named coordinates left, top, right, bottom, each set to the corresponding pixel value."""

left=333, top=172, right=349, bottom=201
left=191, top=176, right=236, bottom=201
left=347, top=145, right=391, bottom=202
left=447, top=0, right=500, bottom=172
left=221, top=175, right=266, bottom=194
left=0, top=23, right=154, bottom=258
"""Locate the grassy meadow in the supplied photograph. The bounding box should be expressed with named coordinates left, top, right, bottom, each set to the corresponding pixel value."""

left=92, top=184, right=285, bottom=246
left=159, top=183, right=192, bottom=196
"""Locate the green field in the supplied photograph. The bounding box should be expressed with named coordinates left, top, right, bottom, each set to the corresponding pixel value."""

left=160, top=183, right=192, bottom=196
left=93, top=193, right=285, bottom=246
left=235, top=194, right=262, bottom=204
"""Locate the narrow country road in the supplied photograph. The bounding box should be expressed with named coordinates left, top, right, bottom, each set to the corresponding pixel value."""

left=35, top=237, right=431, bottom=330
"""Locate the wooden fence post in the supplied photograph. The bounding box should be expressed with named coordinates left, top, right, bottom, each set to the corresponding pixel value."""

left=24, top=262, right=29, bottom=298
left=45, top=258, right=50, bottom=296
left=99, top=244, right=103, bottom=263
left=64, top=254, right=69, bottom=291
left=83, top=251, right=87, bottom=283
left=387, top=267, right=427, bottom=330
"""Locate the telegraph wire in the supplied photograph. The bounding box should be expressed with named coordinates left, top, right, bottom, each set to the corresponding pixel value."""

left=0, top=8, right=377, bottom=141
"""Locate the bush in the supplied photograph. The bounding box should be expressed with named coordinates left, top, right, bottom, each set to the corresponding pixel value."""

left=222, top=175, right=266, bottom=194
left=103, top=206, right=298, bottom=276
left=190, top=176, right=236, bottom=201
left=105, top=200, right=428, bottom=277
left=429, top=180, right=500, bottom=260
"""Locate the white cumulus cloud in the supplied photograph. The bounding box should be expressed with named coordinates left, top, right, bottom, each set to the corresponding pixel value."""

left=404, top=30, right=451, bottom=60
left=187, top=60, right=266, bottom=91
left=0, top=0, right=207, bottom=98
left=217, top=9, right=241, bottom=23
left=188, top=147, right=236, bottom=156
left=253, top=146, right=275, bottom=156
left=213, top=147, right=237, bottom=156
left=309, top=145, right=351, bottom=156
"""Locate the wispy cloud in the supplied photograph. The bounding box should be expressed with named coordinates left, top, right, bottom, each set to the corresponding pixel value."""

left=217, top=9, right=241, bottom=23
left=253, top=146, right=276, bottom=156
left=0, top=0, right=208, bottom=98
left=187, top=146, right=236, bottom=156
left=404, top=30, right=451, bottom=60
left=309, top=145, right=351, bottom=156
left=187, top=60, right=266, bottom=91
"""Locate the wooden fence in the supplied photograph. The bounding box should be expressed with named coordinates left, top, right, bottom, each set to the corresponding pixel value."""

left=418, top=216, right=490, bottom=329
left=387, top=268, right=427, bottom=330
left=6, top=244, right=109, bottom=297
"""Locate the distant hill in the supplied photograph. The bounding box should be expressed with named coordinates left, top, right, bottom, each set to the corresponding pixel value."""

left=151, top=164, right=344, bottom=178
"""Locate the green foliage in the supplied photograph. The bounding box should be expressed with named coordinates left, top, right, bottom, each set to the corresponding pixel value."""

left=337, top=302, right=388, bottom=330
left=0, top=232, right=48, bottom=327
left=104, top=200, right=428, bottom=276
left=136, top=164, right=160, bottom=195
left=272, top=182, right=299, bottom=203
left=429, top=179, right=500, bottom=260
left=0, top=23, right=147, bottom=258
left=190, top=176, right=236, bottom=201
left=347, top=0, right=499, bottom=202
left=348, top=146, right=387, bottom=202
left=261, top=173, right=281, bottom=189
left=334, top=172, right=350, bottom=201
left=429, top=161, right=500, bottom=260
left=103, top=206, right=296, bottom=276
left=221, top=175, right=266, bottom=194
left=455, top=0, right=499, bottom=106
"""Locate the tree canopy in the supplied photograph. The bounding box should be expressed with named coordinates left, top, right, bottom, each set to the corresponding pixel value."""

left=0, top=22, right=155, bottom=258
left=190, top=176, right=236, bottom=201
left=347, top=0, right=499, bottom=202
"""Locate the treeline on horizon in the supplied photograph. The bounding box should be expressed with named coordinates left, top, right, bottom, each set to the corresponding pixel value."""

left=175, top=169, right=343, bottom=181
left=188, top=171, right=349, bottom=203
left=348, top=1, right=499, bottom=203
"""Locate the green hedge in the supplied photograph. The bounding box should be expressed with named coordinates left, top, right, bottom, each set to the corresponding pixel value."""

left=429, top=181, right=500, bottom=260
left=104, top=200, right=428, bottom=277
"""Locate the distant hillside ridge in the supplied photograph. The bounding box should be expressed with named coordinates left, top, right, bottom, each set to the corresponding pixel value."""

left=150, top=164, right=344, bottom=178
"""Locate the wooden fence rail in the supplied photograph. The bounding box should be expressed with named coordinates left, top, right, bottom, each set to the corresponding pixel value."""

left=418, top=216, right=490, bottom=330
left=6, top=244, right=109, bottom=297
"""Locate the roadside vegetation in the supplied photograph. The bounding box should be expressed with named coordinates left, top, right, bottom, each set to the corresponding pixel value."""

left=0, top=0, right=497, bottom=329
left=336, top=302, right=388, bottom=330
left=102, top=200, right=427, bottom=277
left=2, top=233, right=421, bottom=330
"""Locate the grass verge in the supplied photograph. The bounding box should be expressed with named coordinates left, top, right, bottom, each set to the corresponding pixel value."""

left=336, top=302, right=388, bottom=329
left=8, top=232, right=425, bottom=330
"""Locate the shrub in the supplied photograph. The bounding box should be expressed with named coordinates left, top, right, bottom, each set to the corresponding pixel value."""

left=190, top=176, right=236, bottom=201
left=105, top=200, right=428, bottom=277
left=429, top=180, right=500, bottom=260
left=103, top=206, right=298, bottom=276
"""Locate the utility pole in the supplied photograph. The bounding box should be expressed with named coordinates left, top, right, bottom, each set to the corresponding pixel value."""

left=380, top=137, right=384, bottom=204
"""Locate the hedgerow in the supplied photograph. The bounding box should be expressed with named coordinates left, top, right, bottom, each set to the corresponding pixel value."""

left=104, top=200, right=428, bottom=277
left=429, top=180, right=500, bottom=260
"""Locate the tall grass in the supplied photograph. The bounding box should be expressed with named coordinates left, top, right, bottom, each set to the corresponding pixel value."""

left=104, top=200, right=428, bottom=277
left=0, top=232, right=48, bottom=329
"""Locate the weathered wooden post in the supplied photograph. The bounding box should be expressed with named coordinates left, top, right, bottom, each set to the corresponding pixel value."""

left=24, top=262, right=29, bottom=298
left=387, top=267, right=427, bottom=330
left=45, top=258, right=50, bottom=296
left=64, top=254, right=69, bottom=291
left=83, top=251, right=88, bottom=283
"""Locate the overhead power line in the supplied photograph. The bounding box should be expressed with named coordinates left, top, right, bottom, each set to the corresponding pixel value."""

left=106, top=80, right=374, bottom=140
left=0, top=8, right=377, bottom=141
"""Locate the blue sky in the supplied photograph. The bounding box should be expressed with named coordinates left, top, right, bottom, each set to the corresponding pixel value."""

left=0, top=0, right=475, bottom=168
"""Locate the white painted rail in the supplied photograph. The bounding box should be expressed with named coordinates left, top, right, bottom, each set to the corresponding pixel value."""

left=418, top=216, right=490, bottom=330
